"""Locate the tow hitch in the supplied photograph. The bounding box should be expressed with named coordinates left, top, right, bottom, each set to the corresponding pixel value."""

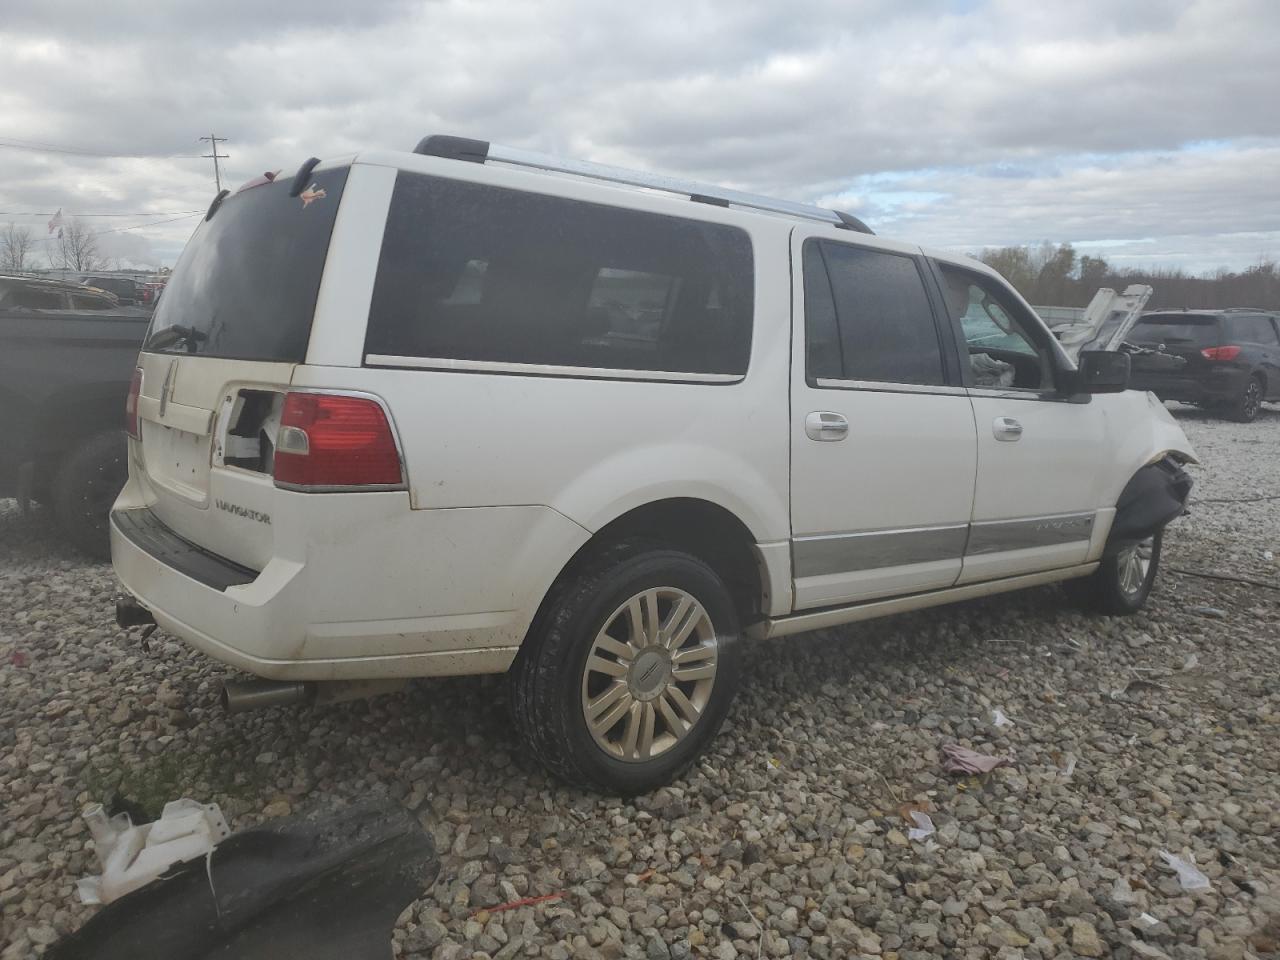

left=115, top=594, right=156, bottom=629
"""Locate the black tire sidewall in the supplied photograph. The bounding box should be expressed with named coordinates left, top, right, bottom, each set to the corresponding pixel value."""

left=531, top=548, right=742, bottom=795
left=1101, top=530, right=1162, bottom=614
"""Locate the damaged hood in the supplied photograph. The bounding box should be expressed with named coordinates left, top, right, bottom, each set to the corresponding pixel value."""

left=1041, top=284, right=1154, bottom=361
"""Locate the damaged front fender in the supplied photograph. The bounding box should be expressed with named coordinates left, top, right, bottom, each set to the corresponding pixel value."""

left=1107, top=456, right=1194, bottom=551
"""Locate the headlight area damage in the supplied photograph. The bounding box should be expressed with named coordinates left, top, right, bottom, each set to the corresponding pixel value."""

left=47, top=802, right=438, bottom=960
left=1107, top=455, right=1194, bottom=552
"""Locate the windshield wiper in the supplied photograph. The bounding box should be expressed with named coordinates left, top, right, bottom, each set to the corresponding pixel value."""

left=144, top=324, right=207, bottom=352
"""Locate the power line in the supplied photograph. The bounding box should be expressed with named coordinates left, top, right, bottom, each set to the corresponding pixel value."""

left=199, top=134, right=229, bottom=192
left=0, top=211, right=203, bottom=218
left=0, top=137, right=204, bottom=160
left=30, top=213, right=203, bottom=243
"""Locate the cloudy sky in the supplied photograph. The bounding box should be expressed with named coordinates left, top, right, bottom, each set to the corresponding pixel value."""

left=2, top=0, right=1278, bottom=272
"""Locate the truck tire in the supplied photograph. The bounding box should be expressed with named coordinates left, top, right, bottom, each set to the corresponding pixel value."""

left=1065, top=530, right=1162, bottom=615
left=509, top=540, right=742, bottom=795
left=51, top=429, right=128, bottom=561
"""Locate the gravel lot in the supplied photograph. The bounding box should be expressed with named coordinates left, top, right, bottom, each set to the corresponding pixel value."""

left=2, top=404, right=1278, bottom=960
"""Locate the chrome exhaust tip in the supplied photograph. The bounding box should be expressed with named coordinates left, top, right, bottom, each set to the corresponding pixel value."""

left=220, top=680, right=313, bottom=715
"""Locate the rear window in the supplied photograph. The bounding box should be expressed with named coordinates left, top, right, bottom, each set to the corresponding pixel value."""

left=364, top=173, right=754, bottom=377
left=1130, top=315, right=1219, bottom=347
left=144, top=166, right=349, bottom=360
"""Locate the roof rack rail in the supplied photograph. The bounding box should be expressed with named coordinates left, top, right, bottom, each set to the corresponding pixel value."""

left=412, top=134, right=873, bottom=234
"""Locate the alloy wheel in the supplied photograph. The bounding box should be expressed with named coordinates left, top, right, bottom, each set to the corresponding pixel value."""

left=580, top=587, right=718, bottom=763
left=1116, top=537, right=1155, bottom=598
left=1244, top=380, right=1262, bottom=419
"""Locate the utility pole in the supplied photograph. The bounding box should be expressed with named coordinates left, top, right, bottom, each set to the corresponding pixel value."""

left=199, top=134, right=229, bottom=192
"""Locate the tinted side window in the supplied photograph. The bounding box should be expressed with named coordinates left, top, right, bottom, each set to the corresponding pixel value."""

left=804, top=240, right=944, bottom=386
left=1230, top=315, right=1279, bottom=344
left=366, top=174, right=754, bottom=376
left=71, top=294, right=111, bottom=311
left=6, top=288, right=64, bottom=310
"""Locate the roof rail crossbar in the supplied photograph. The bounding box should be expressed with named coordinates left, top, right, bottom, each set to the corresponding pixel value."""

left=409, top=136, right=871, bottom=232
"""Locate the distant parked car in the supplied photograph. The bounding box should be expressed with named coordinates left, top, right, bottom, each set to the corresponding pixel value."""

left=82, top=275, right=141, bottom=305
left=1128, top=309, right=1280, bottom=422
left=141, top=281, right=166, bottom=306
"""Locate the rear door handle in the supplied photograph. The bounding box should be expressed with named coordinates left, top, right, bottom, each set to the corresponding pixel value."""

left=805, top=411, right=849, bottom=441
left=993, top=416, right=1023, bottom=441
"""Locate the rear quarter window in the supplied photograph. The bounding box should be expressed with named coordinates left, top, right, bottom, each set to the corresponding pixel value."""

left=364, top=173, right=755, bottom=377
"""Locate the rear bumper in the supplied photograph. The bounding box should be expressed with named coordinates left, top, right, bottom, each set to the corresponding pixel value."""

left=110, top=491, right=589, bottom=682
left=1130, top=368, right=1248, bottom=403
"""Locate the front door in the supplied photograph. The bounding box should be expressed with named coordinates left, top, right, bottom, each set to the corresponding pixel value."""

left=789, top=231, right=978, bottom=610
left=932, top=261, right=1110, bottom=583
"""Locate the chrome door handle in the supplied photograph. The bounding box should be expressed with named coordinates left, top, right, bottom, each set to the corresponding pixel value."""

left=805, top=411, right=849, bottom=441
left=993, top=416, right=1023, bottom=441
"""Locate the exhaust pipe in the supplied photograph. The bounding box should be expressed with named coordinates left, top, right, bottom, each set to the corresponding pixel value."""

left=221, top=680, right=313, bottom=715
left=220, top=678, right=407, bottom=715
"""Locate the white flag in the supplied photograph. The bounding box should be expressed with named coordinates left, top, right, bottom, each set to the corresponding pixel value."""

left=48, top=209, right=64, bottom=234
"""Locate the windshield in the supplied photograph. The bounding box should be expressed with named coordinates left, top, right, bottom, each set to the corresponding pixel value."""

left=144, top=165, right=348, bottom=360
left=1130, top=315, right=1219, bottom=347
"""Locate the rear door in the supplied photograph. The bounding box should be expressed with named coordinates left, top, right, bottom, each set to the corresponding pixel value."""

left=1226, top=314, right=1280, bottom=400
left=789, top=232, right=977, bottom=609
left=131, top=164, right=351, bottom=569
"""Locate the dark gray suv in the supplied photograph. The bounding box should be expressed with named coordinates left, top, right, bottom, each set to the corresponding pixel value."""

left=1129, top=309, right=1280, bottom=422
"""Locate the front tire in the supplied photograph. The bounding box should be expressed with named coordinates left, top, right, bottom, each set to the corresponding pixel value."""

left=51, top=430, right=128, bottom=561
left=1066, top=530, right=1162, bottom=615
left=509, top=541, right=742, bottom=795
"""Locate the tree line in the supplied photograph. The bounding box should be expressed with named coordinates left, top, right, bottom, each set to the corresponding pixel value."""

left=978, top=242, right=1279, bottom=311
left=1, top=218, right=106, bottom=273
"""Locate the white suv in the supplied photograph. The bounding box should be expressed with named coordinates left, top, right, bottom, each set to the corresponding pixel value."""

left=112, top=135, right=1196, bottom=793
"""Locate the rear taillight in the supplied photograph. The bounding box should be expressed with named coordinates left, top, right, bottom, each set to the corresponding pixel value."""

left=125, top=367, right=143, bottom=439
left=1201, top=345, right=1241, bottom=361
left=272, top=392, right=403, bottom=490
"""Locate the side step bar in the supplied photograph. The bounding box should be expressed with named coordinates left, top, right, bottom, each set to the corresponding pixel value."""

left=751, top=563, right=1098, bottom=640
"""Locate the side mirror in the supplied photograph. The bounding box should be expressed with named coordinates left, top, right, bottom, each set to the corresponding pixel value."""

left=1072, top=350, right=1130, bottom=394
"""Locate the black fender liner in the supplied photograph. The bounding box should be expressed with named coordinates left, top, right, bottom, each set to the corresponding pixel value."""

left=1106, top=456, right=1193, bottom=551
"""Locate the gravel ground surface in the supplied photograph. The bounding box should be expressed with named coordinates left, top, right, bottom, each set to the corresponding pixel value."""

left=2, top=404, right=1279, bottom=960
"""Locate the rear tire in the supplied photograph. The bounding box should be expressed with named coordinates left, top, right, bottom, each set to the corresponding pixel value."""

left=1227, top=375, right=1264, bottom=423
left=1066, top=530, right=1161, bottom=615
left=51, top=430, right=128, bottom=561
left=509, top=540, right=742, bottom=795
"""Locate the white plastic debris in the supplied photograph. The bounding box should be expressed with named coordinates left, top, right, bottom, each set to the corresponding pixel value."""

left=77, top=799, right=231, bottom=905
left=1137, top=912, right=1160, bottom=928
left=1059, top=753, right=1078, bottom=778
left=1264, top=550, right=1274, bottom=562
left=1180, top=653, right=1199, bottom=671
left=991, top=708, right=1014, bottom=728
left=907, top=811, right=935, bottom=841
left=1158, top=850, right=1211, bottom=891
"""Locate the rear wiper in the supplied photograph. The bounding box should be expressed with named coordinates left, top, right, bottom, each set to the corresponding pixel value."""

left=144, top=324, right=207, bottom=352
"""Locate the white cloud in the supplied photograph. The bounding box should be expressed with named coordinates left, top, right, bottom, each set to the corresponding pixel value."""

left=2, top=0, right=1278, bottom=270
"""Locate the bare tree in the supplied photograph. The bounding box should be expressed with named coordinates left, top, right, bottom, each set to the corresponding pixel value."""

left=48, top=217, right=101, bottom=272
left=1, top=222, right=35, bottom=273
